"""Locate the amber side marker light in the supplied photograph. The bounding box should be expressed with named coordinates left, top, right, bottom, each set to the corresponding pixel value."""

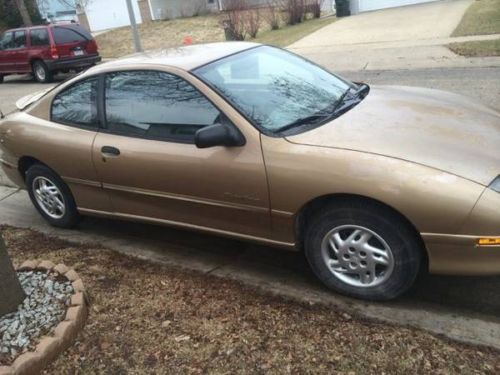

left=477, top=238, right=500, bottom=246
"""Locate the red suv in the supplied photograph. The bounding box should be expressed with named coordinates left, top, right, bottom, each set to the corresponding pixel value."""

left=0, top=23, right=101, bottom=83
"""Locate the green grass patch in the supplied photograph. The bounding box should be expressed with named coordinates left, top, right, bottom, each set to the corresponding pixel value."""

left=448, top=38, right=500, bottom=56
left=254, top=16, right=336, bottom=47
left=452, top=0, right=500, bottom=36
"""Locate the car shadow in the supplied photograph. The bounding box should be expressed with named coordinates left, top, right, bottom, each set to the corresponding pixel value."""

left=78, top=215, right=500, bottom=320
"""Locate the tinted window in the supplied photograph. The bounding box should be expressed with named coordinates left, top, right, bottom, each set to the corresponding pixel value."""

left=195, top=46, right=354, bottom=133
left=105, top=71, right=220, bottom=143
left=52, top=77, right=98, bottom=128
left=53, top=27, right=86, bottom=44
left=30, top=28, right=49, bottom=46
left=13, top=30, right=26, bottom=48
left=0, top=32, right=13, bottom=50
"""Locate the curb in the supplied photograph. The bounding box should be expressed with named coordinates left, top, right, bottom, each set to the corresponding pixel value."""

left=0, top=261, right=87, bottom=375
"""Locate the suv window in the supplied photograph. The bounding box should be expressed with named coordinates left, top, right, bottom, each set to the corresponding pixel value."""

left=51, top=77, right=98, bottom=128
left=53, top=26, right=87, bottom=44
left=13, top=30, right=26, bottom=48
left=0, top=32, right=13, bottom=50
left=104, top=71, right=220, bottom=143
left=30, top=28, right=49, bottom=46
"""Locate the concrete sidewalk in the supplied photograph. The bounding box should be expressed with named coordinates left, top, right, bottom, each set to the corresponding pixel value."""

left=288, top=0, right=500, bottom=71
left=1, top=186, right=499, bottom=350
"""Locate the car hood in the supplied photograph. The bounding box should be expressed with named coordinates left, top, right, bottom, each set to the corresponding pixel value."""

left=286, top=85, right=500, bottom=186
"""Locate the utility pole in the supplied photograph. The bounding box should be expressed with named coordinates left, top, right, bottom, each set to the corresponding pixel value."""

left=125, top=0, right=143, bottom=52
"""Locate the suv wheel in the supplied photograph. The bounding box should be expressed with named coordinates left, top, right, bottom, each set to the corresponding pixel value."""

left=304, top=200, right=422, bottom=301
left=26, top=164, right=80, bottom=228
left=32, top=60, right=53, bottom=83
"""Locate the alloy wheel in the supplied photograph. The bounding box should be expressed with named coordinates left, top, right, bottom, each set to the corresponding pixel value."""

left=321, top=225, right=394, bottom=287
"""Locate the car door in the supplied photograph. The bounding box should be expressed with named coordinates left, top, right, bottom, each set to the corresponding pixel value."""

left=12, top=30, right=30, bottom=72
left=48, top=75, right=112, bottom=212
left=92, top=70, right=272, bottom=240
left=0, top=31, right=15, bottom=73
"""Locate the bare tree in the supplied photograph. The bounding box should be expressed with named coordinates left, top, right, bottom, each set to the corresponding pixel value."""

left=54, top=0, right=92, bottom=10
left=14, top=0, right=32, bottom=26
left=0, top=234, right=25, bottom=317
left=223, top=0, right=248, bottom=41
left=245, top=8, right=260, bottom=38
left=263, top=1, right=281, bottom=30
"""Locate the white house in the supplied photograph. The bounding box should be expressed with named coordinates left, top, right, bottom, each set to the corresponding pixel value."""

left=349, top=0, right=439, bottom=14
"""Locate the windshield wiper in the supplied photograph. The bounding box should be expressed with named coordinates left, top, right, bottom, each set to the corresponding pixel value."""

left=275, top=84, right=370, bottom=134
left=275, top=113, right=332, bottom=133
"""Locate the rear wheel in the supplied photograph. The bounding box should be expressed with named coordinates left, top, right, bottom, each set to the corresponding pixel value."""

left=26, top=164, right=80, bottom=228
left=304, top=200, right=422, bottom=301
left=32, top=60, right=53, bottom=83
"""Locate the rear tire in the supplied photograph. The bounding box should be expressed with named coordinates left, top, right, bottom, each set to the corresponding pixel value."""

left=304, top=200, right=422, bottom=301
left=32, top=60, right=53, bottom=83
left=26, top=164, right=80, bottom=228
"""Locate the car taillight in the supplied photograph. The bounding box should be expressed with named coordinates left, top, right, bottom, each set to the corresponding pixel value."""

left=50, top=46, right=59, bottom=59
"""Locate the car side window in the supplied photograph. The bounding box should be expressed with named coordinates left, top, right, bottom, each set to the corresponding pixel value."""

left=104, top=71, right=220, bottom=143
left=13, top=30, right=26, bottom=48
left=0, top=32, right=14, bottom=50
left=51, top=77, right=98, bottom=128
left=30, top=28, right=49, bottom=46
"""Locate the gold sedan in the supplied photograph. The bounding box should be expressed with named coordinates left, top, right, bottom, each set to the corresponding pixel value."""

left=1, top=43, right=499, bottom=300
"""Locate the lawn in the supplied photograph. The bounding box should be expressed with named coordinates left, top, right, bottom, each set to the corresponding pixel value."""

left=95, top=13, right=336, bottom=58
left=449, top=38, right=500, bottom=57
left=2, top=226, right=500, bottom=374
left=452, top=0, right=500, bottom=36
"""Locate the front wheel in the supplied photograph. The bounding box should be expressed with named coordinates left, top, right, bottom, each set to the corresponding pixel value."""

left=26, top=164, right=80, bottom=228
left=304, top=200, right=422, bottom=301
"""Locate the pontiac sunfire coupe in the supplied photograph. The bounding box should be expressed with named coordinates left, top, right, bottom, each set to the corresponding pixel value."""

left=1, top=42, right=499, bottom=300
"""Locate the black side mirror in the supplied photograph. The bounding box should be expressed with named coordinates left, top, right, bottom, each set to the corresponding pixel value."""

left=195, top=122, right=246, bottom=149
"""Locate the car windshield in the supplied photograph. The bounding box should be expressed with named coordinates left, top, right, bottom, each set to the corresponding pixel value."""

left=194, top=46, right=358, bottom=134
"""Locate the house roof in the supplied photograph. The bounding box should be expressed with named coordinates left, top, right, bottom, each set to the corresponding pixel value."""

left=91, top=42, right=260, bottom=72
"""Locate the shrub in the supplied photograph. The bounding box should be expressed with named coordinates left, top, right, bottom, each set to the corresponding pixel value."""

left=263, top=1, right=281, bottom=30
left=245, top=9, right=260, bottom=38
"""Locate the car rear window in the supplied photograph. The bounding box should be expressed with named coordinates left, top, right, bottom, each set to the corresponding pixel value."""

left=30, top=28, right=49, bottom=46
left=53, top=26, right=89, bottom=44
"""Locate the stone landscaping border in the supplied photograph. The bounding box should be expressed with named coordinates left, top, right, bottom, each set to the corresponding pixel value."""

left=0, top=261, right=87, bottom=375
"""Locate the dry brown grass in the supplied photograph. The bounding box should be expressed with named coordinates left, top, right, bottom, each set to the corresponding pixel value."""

left=95, top=15, right=226, bottom=58
left=95, top=12, right=336, bottom=58
left=2, top=226, right=500, bottom=374
left=449, top=38, right=500, bottom=57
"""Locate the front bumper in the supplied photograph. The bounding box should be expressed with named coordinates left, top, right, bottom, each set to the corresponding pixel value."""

left=45, top=54, right=101, bottom=71
left=0, top=157, right=24, bottom=188
left=423, top=233, right=500, bottom=275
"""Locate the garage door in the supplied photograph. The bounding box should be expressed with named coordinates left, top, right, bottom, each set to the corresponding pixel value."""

left=358, top=0, right=437, bottom=12
left=85, top=0, right=142, bottom=32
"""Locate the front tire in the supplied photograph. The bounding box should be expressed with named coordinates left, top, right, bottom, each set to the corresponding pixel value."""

left=304, top=200, right=422, bottom=301
left=32, top=60, right=53, bottom=83
left=26, top=164, right=80, bottom=228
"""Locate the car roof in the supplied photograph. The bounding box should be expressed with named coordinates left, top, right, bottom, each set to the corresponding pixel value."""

left=87, top=42, right=261, bottom=72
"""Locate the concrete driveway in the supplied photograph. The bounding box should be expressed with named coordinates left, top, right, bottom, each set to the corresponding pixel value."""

left=292, top=0, right=472, bottom=48
left=289, top=0, right=500, bottom=71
